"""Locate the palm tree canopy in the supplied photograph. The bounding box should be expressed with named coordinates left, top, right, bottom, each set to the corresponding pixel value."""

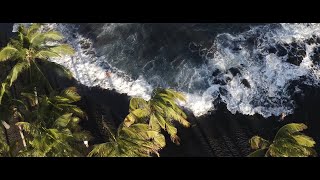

left=16, top=113, right=91, bottom=157
left=88, top=122, right=165, bottom=157
left=248, top=123, right=317, bottom=157
left=0, top=23, right=75, bottom=104
left=125, top=88, right=190, bottom=144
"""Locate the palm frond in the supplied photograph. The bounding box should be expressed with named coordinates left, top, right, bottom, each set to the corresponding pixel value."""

left=6, top=61, right=30, bottom=86
left=89, top=123, right=164, bottom=157
left=0, top=45, right=19, bottom=61
left=0, top=83, right=8, bottom=104
left=30, top=31, right=64, bottom=46
left=124, top=108, right=150, bottom=127
left=275, top=123, right=307, bottom=140
left=54, top=113, right=73, bottom=128
left=248, top=123, right=316, bottom=157
left=0, top=125, right=10, bottom=157
left=27, top=23, right=41, bottom=38
left=16, top=122, right=41, bottom=137
left=35, top=50, right=60, bottom=59
left=50, top=44, right=75, bottom=56
left=163, top=88, right=186, bottom=102
left=249, top=136, right=270, bottom=150
left=21, top=92, right=38, bottom=107
left=292, top=134, right=316, bottom=147
left=60, top=87, right=81, bottom=103
left=88, top=142, right=115, bottom=157
left=129, top=97, right=148, bottom=110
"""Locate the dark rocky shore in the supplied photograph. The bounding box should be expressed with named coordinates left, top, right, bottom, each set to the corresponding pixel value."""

left=1, top=23, right=319, bottom=157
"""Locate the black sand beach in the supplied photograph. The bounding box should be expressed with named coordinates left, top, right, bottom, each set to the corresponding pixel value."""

left=1, top=23, right=319, bottom=157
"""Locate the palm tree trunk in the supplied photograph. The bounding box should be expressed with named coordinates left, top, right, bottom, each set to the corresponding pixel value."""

left=34, top=87, right=38, bottom=105
left=7, top=61, right=27, bottom=149
left=1, top=123, right=10, bottom=146
left=17, top=125, right=26, bottom=148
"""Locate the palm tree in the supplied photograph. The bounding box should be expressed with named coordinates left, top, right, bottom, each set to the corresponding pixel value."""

left=0, top=23, right=74, bottom=104
left=21, top=86, right=85, bottom=122
left=3, top=86, right=91, bottom=157
left=16, top=113, right=91, bottom=157
left=0, top=124, right=10, bottom=156
left=248, top=123, right=317, bottom=157
left=88, top=119, right=165, bottom=157
left=124, top=88, right=190, bottom=144
left=15, top=87, right=90, bottom=156
left=0, top=87, right=29, bottom=152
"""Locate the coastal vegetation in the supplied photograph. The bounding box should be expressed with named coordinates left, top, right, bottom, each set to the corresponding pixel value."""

left=0, top=24, right=190, bottom=157
left=248, top=123, right=317, bottom=157
left=0, top=23, right=317, bottom=157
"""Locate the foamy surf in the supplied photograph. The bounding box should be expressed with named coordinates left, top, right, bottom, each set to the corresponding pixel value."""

left=13, top=23, right=320, bottom=118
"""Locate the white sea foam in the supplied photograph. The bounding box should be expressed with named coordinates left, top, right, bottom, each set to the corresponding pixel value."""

left=14, top=23, right=320, bottom=117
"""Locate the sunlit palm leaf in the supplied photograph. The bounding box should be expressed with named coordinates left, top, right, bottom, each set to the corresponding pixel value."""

left=61, top=87, right=81, bottom=103
left=0, top=83, right=7, bottom=104
left=129, top=97, right=149, bottom=110
left=275, top=123, right=308, bottom=140
left=0, top=45, right=19, bottom=61
left=248, top=123, right=316, bottom=157
left=50, top=44, right=75, bottom=55
left=6, top=61, right=30, bottom=86
left=30, top=31, right=64, bottom=46
left=249, top=136, right=270, bottom=150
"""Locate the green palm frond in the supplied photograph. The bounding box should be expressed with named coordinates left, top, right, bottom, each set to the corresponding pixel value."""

left=16, top=122, right=41, bottom=137
left=0, top=23, right=74, bottom=90
left=50, top=44, right=75, bottom=56
left=88, top=123, right=165, bottom=157
left=162, top=88, right=186, bottom=102
left=124, top=108, right=150, bottom=127
left=126, top=88, right=189, bottom=145
left=249, top=136, right=270, bottom=150
left=30, top=31, right=64, bottom=46
left=17, top=113, right=89, bottom=157
left=60, top=87, right=81, bottom=103
left=17, top=25, right=27, bottom=36
left=55, top=104, right=85, bottom=118
left=21, top=92, right=37, bottom=107
left=35, top=50, right=60, bottom=59
left=292, top=134, right=316, bottom=147
left=88, top=142, right=115, bottom=157
left=6, top=61, right=30, bottom=86
left=54, top=113, right=73, bottom=128
left=0, top=45, right=19, bottom=61
left=129, top=97, right=148, bottom=110
left=0, top=83, right=8, bottom=104
left=248, top=123, right=317, bottom=157
left=0, top=125, right=10, bottom=157
left=274, top=123, right=307, bottom=140
left=26, top=23, right=41, bottom=38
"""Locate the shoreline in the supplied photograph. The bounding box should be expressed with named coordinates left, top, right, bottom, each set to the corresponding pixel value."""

left=1, top=23, right=319, bottom=156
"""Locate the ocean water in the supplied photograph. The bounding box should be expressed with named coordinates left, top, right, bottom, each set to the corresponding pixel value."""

left=13, top=23, right=320, bottom=118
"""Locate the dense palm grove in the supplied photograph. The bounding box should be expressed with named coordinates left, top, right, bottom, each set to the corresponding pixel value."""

left=0, top=24, right=317, bottom=157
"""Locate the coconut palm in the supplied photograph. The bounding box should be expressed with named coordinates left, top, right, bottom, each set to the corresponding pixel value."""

left=16, top=113, right=91, bottom=157
left=0, top=87, right=29, bottom=153
left=20, top=86, right=85, bottom=129
left=4, top=87, right=91, bottom=157
left=0, top=23, right=74, bottom=104
left=0, top=124, right=10, bottom=156
left=124, top=88, right=190, bottom=144
left=88, top=120, right=165, bottom=157
left=248, top=123, right=317, bottom=157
